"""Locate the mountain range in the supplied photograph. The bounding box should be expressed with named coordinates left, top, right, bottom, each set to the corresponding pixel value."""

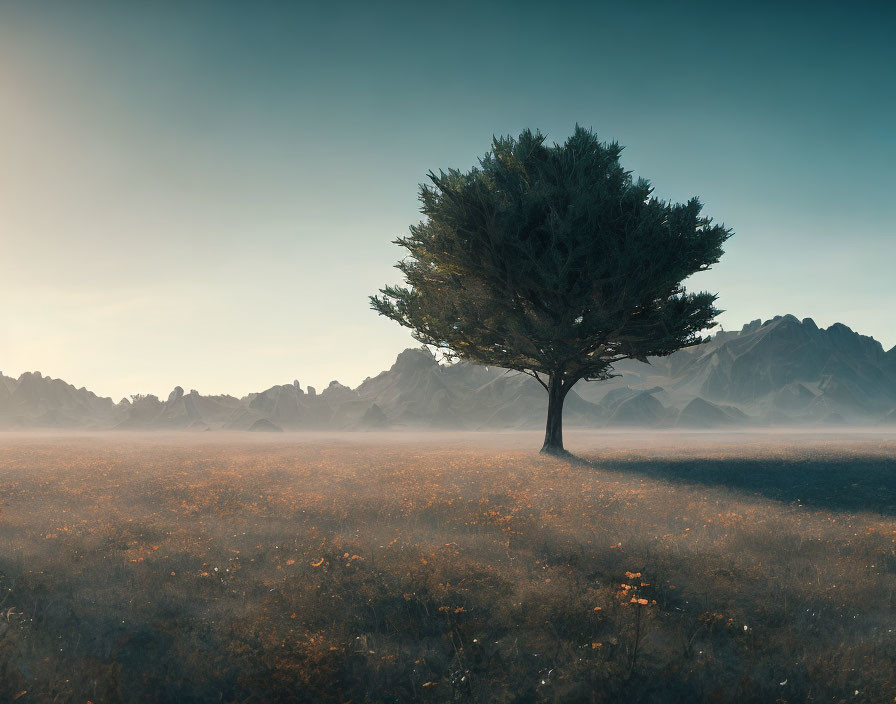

left=2, top=315, right=895, bottom=431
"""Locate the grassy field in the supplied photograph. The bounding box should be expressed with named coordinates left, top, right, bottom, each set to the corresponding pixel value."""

left=0, top=430, right=894, bottom=703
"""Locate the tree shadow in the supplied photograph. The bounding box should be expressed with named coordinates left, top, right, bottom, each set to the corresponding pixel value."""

left=567, top=452, right=896, bottom=516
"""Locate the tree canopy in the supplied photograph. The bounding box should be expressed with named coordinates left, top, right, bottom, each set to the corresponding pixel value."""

left=372, top=126, right=732, bottom=453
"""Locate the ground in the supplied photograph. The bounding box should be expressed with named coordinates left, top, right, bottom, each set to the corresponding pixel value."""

left=0, top=430, right=894, bottom=703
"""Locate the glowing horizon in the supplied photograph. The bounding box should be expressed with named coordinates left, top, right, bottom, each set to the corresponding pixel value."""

left=1, top=1, right=893, bottom=400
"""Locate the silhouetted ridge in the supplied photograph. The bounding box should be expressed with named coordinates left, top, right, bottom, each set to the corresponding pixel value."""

left=2, top=316, right=894, bottom=429
left=1, top=371, right=116, bottom=428
left=389, top=348, right=439, bottom=372
left=574, top=314, right=896, bottom=424
left=607, top=391, right=668, bottom=426
left=678, top=397, right=748, bottom=427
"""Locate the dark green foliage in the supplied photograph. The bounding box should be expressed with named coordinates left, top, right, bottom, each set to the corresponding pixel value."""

left=372, top=126, right=731, bottom=451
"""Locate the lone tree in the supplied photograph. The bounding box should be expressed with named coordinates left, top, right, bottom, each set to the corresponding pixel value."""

left=371, top=127, right=731, bottom=454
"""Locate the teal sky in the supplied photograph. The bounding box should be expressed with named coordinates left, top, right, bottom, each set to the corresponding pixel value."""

left=1, top=1, right=893, bottom=400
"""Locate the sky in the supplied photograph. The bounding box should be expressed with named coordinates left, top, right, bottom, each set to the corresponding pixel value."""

left=1, top=0, right=894, bottom=400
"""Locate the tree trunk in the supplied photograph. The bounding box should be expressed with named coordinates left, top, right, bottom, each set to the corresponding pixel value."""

left=540, top=374, right=568, bottom=455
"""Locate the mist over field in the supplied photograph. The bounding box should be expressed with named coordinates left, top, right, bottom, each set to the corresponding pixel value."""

left=4, top=315, right=896, bottom=434
left=0, top=430, right=894, bottom=703
left=3, top=2, right=895, bottom=702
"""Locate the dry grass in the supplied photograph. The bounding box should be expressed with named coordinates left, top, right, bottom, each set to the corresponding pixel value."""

left=0, top=430, right=894, bottom=703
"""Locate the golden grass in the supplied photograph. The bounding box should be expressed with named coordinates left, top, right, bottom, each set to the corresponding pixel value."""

left=0, top=431, right=894, bottom=703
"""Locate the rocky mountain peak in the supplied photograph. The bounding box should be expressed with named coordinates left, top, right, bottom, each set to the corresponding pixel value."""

left=390, top=348, right=438, bottom=372
left=1, top=316, right=893, bottom=430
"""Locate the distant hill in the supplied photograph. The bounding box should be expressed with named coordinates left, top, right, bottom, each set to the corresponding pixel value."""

left=574, top=314, right=896, bottom=426
left=0, top=371, right=117, bottom=428
left=2, top=315, right=895, bottom=430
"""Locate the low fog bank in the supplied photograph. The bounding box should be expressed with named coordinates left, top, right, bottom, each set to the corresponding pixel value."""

left=1, top=426, right=893, bottom=454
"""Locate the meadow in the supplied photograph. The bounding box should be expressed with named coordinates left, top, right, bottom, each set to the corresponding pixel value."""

left=0, top=430, right=893, bottom=703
